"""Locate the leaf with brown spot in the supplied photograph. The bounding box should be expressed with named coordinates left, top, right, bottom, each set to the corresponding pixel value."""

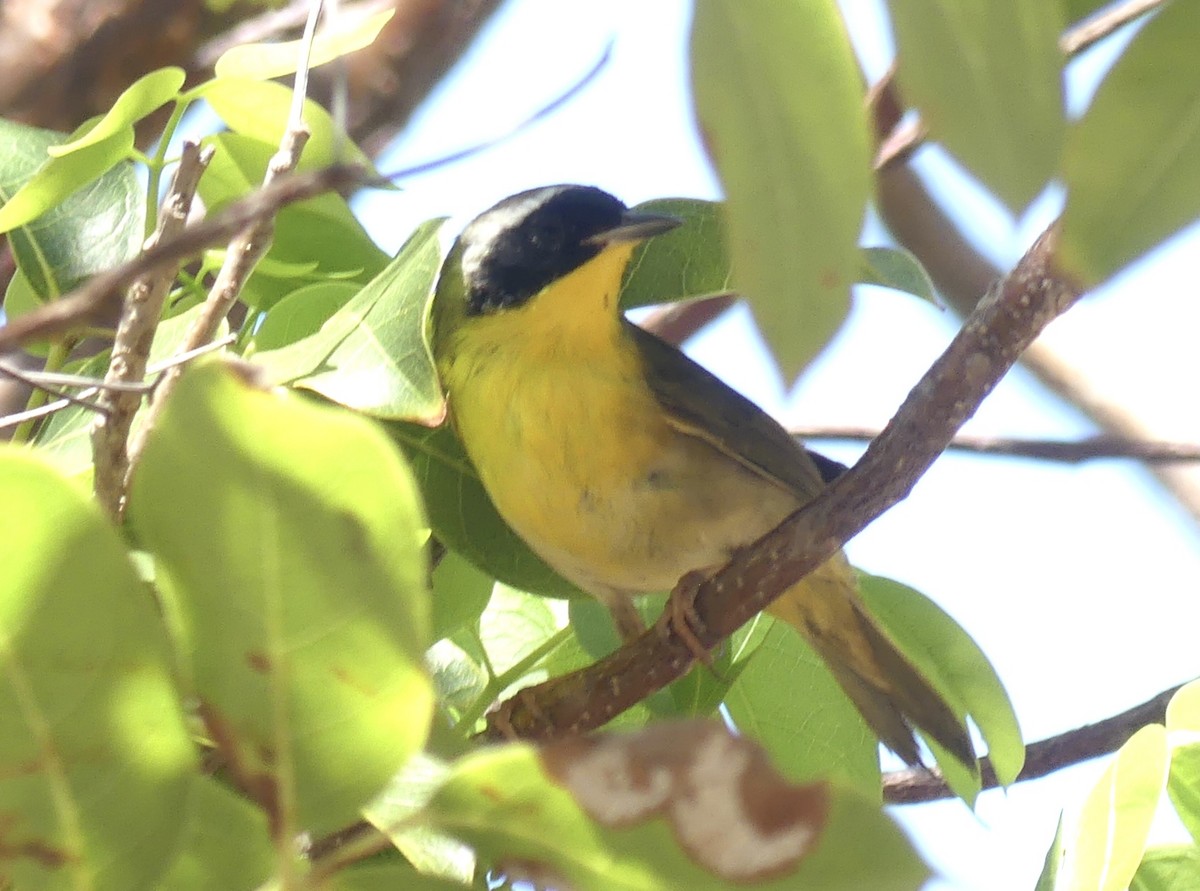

left=421, top=720, right=929, bottom=890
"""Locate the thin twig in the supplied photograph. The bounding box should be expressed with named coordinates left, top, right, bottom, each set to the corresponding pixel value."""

left=0, top=335, right=237, bottom=431
left=117, top=0, right=327, bottom=475
left=793, top=428, right=1200, bottom=464
left=883, top=681, right=1186, bottom=804
left=485, top=223, right=1082, bottom=740
left=91, top=141, right=213, bottom=519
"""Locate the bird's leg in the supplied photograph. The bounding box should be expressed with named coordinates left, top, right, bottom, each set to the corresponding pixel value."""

left=601, top=590, right=648, bottom=642
left=655, top=569, right=714, bottom=665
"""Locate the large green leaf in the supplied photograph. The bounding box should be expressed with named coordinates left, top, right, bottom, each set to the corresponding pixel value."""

left=858, top=574, right=1022, bottom=801
left=1060, top=1, right=1200, bottom=284
left=890, top=0, right=1064, bottom=210
left=724, top=616, right=880, bottom=796
left=0, top=450, right=193, bottom=890
left=0, top=118, right=142, bottom=300
left=423, top=725, right=927, bottom=890
left=690, top=0, right=869, bottom=378
left=127, top=361, right=433, bottom=836
left=1059, top=724, right=1170, bottom=891
left=620, top=198, right=732, bottom=308
left=156, top=777, right=274, bottom=891
left=256, top=217, right=447, bottom=420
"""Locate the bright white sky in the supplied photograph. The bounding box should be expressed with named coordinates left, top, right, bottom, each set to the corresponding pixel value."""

left=357, top=1, right=1200, bottom=887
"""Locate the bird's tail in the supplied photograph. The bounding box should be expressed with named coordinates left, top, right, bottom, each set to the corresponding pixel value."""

left=766, top=555, right=975, bottom=768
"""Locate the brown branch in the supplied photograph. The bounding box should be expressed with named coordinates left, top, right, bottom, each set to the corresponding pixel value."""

left=486, top=223, right=1082, bottom=740
left=1060, top=0, right=1166, bottom=56
left=884, top=681, right=1186, bottom=804
left=793, top=428, right=1200, bottom=465
left=0, top=163, right=370, bottom=354
left=91, top=141, right=212, bottom=519
left=639, top=294, right=735, bottom=347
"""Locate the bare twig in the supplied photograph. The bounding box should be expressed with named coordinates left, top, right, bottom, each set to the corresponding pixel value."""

left=0, top=335, right=236, bottom=431
left=91, top=141, right=213, bottom=519
left=883, top=681, right=1186, bottom=804
left=793, top=428, right=1200, bottom=464
left=639, top=294, right=735, bottom=346
left=486, top=224, right=1082, bottom=740
left=1061, top=0, right=1166, bottom=56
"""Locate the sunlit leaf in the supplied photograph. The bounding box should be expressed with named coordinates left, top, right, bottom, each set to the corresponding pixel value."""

left=47, top=68, right=184, bottom=157
left=128, top=362, right=433, bottom=835
left=1059, top=724, right=1170, bottom=891
left=1131, top=845, right=1200, bottom=891
left=215, top=8, right=395, bottom=81
left=0, top=451, right=193, bottom=890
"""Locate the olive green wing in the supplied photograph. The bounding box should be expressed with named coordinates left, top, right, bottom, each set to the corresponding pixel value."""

left=627, top=322, right=827, bottom=501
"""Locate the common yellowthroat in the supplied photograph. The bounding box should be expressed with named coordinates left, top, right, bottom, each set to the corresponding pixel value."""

left=431, top=184, right=973, bottom=767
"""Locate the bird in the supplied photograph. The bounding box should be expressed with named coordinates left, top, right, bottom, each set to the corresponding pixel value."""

left=430, top=183, right=974, bottom=767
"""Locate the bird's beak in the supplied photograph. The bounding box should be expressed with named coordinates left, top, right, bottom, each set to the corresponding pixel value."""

left=585, top=211, right=683, bottom=245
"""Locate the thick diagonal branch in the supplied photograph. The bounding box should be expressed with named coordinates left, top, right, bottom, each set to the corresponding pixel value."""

left=486, top=224, right=1081, bottom=740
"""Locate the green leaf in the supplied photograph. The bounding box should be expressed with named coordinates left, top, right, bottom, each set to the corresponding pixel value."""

left=690, top=0, right=870, bottom=378
left=859, top=246, right=940, bottom=304
left=1, top=268, right=50, bottom=356
left=47, top=67, right=184, bottom=157
left=383, top=420, right=584, bottom=599
left=198, top=132, right=387, bottom=307
left=0, top=450, right=194, bottom=891
left=362, top=754, right=476, bottom=886
left=423, top=725, right=927, bottom=890
left=196, top=77, right=372, bottom=170
left=0, top=118, right=142, bottom=298
left=127, top=361, right=434, bottom=835
left=1061, top=1, right=1200, bottom=284
left=724, top=615, right=880, bottom=795
left=890, top=1, right=1065, bottom=210
left=256, top=218, right=447, bottom=420
left=1035, top=813, right=1066, bottom=891
left=1061, top=724, right=1170, bottom=891
left=1167, top=682, right=1200, bottom=845
left=430, top=550, right=495, bottom=642
left=156, top=777, right=274, bottom=891
left=215, top=8, right=395, bottom=81
left=1131, top=845, right=1200, bottom=891
left=857, top=573, right=1023, bottom=801
left=620, top=198, right=731, bottom=308
left=251, top=281, right=359, bottom=352
left=0, top=123, right=136, bottom=237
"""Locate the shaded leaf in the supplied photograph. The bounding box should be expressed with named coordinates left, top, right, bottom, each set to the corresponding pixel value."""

left=1061, top=1, right=1200, bottom=284
left=859, top=246, right=939, bottom=304
left=251, top=281, right=359, bottom=352
left=891, top=0, right=1065, bottom=210
left=690, top=0, right=870, bottom=378
left=724, top=615, right=880, bottom=795
left=0, top=450, right=193, bottom=891
left=128, top=362, right=433, bottom=835
left=383, top=420, right=584, bottom=600
left=1035, top=813, right=1066, bottom=891
left=857, top=573, right=1022, bottom=802
left=621, top=198, right=731, bottom=308
left=0, top=118, right=142, bottom=299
